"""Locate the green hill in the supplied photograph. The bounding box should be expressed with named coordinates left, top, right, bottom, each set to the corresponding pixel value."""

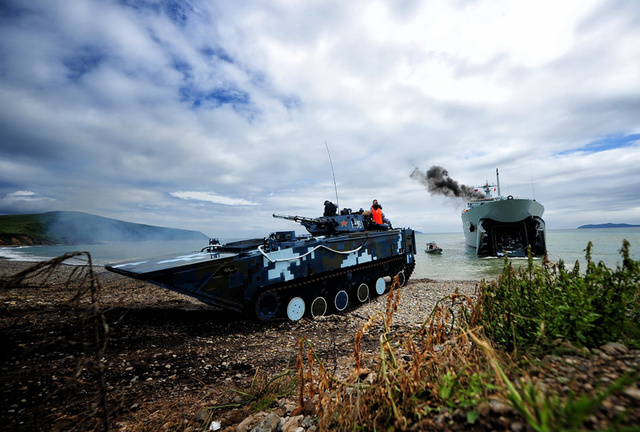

left=0, top=211, right=208, bottom=246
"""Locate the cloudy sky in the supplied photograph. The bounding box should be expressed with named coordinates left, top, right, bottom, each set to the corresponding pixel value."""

left=1, top=0, right=639, bottom=239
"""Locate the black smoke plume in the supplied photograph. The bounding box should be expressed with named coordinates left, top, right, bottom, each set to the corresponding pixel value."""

left=410, top=166, right=484, bottom=200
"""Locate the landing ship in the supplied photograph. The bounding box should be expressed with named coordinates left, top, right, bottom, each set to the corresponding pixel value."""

left=461, top=169, right=546, bottom=257
left=106, top=210, right=416, bottom=321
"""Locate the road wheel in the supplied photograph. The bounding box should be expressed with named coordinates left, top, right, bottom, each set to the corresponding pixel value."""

left=334, top=290, right=349, bottom=312
left=375, top=277, right=386, bottom=295
left=254, top=291, right=280, bottom=322
left=310, top=296, right=328, bottom=317
left=286, top=297, right=305, bottom=321
left=356, top=283, right=369, bottom=302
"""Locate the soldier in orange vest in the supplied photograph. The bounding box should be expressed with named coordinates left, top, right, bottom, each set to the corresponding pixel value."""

left=371, top=199, right=383, bottom=224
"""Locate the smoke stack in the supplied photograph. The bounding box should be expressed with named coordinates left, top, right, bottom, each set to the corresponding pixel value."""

left=410, top=166, right=484, bottom=200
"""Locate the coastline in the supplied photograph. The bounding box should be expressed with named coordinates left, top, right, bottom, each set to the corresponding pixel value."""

left=0, top=258, right=480, bottom=312
left=0, top=258, right=481, bottom=328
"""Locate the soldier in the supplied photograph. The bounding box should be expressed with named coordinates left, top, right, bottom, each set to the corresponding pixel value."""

left=324, top=200, right=337, bottom=216
left=371, top=199, right=383, bottom=224
left=371, top=199, right=392, bottom=227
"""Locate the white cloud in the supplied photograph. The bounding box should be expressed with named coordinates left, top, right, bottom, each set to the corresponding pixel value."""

left=5, top=191, right=55, bottom=202
left=170, top=191, right=259, bottom=206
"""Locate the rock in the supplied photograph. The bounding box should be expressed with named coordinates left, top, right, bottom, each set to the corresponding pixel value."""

left=598, top=353, right=613, bottom=362
left=600, top=342, right=628, bottom=355
left=195, top=408, right=211, bottom=424
left=584, top=415, right=598, bottom=428
left=249, top=412, right=280, bottom=432
left=435, top=411, right=450, bottom=426
left=476, top=401, right=490, bottom=416
left=282, top=401, right=298, bottom=414
left=510, top=422, right=525, bottom=432
left=489, top=399, right=513, bottom=415
left=281, top=415, right=303, bottom=432
left=235, top=415, right=255, bottom=432
left=301, top=415, right=314, bottom=428
left=623, top=387, right=640, bottom=404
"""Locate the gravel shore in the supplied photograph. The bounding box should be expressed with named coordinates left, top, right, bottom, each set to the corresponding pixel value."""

left=2, top=258, right=639, bottom=432
left=0, top=258, right=480, bottom=430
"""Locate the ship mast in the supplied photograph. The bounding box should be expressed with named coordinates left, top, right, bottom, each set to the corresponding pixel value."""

left=496, top=168, right=501, bottom=197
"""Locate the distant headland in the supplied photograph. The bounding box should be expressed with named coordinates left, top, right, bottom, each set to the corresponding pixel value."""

left=577, top=223, right=640, bottom=229
left=0, top=211, right=208, bottom=246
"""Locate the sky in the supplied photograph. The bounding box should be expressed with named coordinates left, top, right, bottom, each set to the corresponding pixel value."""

left=1, top=0, right=639, bottom=239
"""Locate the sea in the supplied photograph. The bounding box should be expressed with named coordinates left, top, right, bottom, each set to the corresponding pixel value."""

left=1, top=228, right=639, bottom=281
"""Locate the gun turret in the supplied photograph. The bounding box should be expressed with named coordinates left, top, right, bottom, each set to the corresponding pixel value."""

left=273, top=212, right=382, bottom=236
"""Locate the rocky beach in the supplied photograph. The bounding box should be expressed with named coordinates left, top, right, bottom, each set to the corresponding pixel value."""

left=1, top=258, right=639, bottom=431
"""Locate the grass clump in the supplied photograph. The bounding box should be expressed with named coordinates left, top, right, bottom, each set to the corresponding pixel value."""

left=231, top=368, right=298, bottom=412
left=293, top=243, right=640, bottom=431
left=296, top=281, right=496, bottom=430
left=477, top=240, right=640, bottom=351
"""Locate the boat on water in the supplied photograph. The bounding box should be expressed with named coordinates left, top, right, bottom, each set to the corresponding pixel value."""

left=425, top=241, right=443, bottom=254
left=461, top=169, right=546, bottom=257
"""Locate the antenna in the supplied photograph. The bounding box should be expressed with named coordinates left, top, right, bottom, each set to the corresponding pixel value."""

left=325, top=141, right=339, bottom=210
left=530, top=164, right=536, bottom=199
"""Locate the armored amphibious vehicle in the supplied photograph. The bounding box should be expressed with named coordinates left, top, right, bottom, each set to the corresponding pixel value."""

left=106, top=210, right=416, bottom=321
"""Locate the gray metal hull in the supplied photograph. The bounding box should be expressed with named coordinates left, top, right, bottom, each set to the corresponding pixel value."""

left=461, top=198, right=546, bottom=256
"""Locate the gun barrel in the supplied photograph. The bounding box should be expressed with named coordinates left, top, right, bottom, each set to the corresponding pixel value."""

left=272, top=213, right=294, bottom=220
left=272, top=214, right=324, bottom=223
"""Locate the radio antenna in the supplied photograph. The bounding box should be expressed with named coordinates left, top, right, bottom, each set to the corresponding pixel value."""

left=530, top=164, right=536, bottom=200
left=325, top=141, right=339, bottom=210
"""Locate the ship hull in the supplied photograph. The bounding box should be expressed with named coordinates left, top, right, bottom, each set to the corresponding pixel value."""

left=461, top=198, right=546, bottom=256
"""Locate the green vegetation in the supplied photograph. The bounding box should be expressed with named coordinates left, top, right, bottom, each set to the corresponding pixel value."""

left=478, top=240, right=640, bottom=351
left=0, top=213, right=50, bottom=243
left=231, top=369, right=298, bottom=413
left=0, top=211, right=207, bottom=245
left=291, top=241, right=640, bottom=431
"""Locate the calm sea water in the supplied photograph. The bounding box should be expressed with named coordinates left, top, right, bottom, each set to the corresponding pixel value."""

left=413, top=228, right=640, bottom=280
left=1, top=228, right=639, bottom=281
